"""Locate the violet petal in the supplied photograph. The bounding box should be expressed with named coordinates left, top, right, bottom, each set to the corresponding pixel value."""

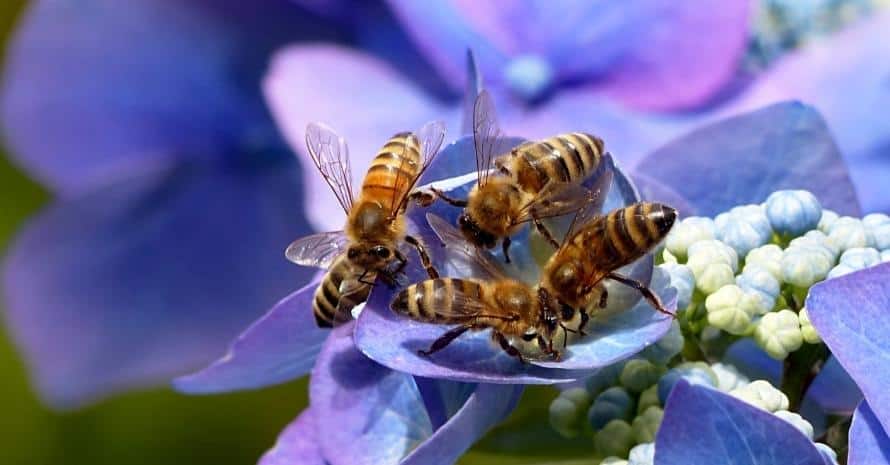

left=805, top=356, right=863, bottom=415
left=1, top=0, right=334, bottom=194
left=849, top=401, right=890, bottom=465
left=1, top=157, right=314, bottom=408
left=656, top=381, right=830, bottom=465
left=258, top=409, right=326, bottom=465
left=807, top=263, right=890, bottom=435
left=174, top=278, right=328, bottom=394
left=262, top=44, right=459, bottom=232
left=635, top=102, right=861, bottom=217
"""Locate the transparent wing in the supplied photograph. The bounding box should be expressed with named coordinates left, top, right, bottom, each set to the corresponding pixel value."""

left=514, top=183, right=600, bottom=226
left=432, top=284, right=489, bottom=319
left=392, top=121, right=447, bottom=215
left=285, top=230, right=349, bottom=268
left=305, top=122, right=355, bottom=214
left=426, top=213, right=507, bottom=280
left=472, top=90, right=502, bottom=186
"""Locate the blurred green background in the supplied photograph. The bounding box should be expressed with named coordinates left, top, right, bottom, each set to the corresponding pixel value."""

left=0, top=2, right=311, bottom=464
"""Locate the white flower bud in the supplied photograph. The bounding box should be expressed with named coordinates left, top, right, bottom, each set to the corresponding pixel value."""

left=817, top=209, right=838, bottom=233
left=764, top=190, right=821, bottom=238
left=781, top=245, right=833, bottom=287
left=665, top=217, right=716, bottom=261
left=729, top=380, right=789, bottom=412
left=744, top=244, right=784, bottom=281
left=774, top=410, right=814, bottom=439
left=659, top=263, right=694, bottom=310
left=687, top=239, right=739, bottom=277
left=815, top=443, right=839, bottom=465
left=696, top=263, right=736, bottom=295
left=736, top=265, right=780, bottom=313
left=863, top=213, right=890, bottom=250
left=798, top=308, right=821, bottom=344
left=882, top=249, right=890, bottom=263
left=628, top=442, right=655, bottom=465
left=710, top=362, right=750, bottom=392
left=754, top=310, right=803, bottom=359
left=705, top=285, right=761, bottom=335
left=827, top=216, right=872, bottom=251
left=717, top=213, right=772, bottom=258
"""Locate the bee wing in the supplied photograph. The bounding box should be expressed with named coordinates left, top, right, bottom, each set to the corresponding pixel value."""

left=514, top=182, right=600, bottom=226
left=306, top=122, right=355, bottom=214
left=473, top=90, right=502, bottom=186
left=392, top=121, right=447, bottom=215
left=434, top=286, right=489, bottom=319
left=426, top=213, right=508, bottom=280
left=285, top=230, right=349, bottom=268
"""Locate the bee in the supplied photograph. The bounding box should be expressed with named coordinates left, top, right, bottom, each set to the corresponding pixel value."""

left=416, top=90, right=612, bottom=262
left=541, top=202, right=678, bottom=315
left=390, top=201, right=676, bottom=362
left=390, top=214, right=587, bottom=362
left=286, top=122, right=446, bottom=327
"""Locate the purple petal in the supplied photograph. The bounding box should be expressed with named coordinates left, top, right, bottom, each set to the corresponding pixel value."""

left=262, top=44, right=460, bottom=232
left=631, top=172, right=695, bottom=219
left=2, top=158, right=314, bottom=408
left=309, top=323, right=518, bottom=465
left=723, top=338, right=782, bottom=385
left=174, top=278, right=328, bottom=394
left=401, top=382, right=523, bottom=465
left=849, top=401, right=890, bottom=465
left=730, top=11, right=890, bottom=213
left=1, top=0, right=330, bottom=194
left=635, top=102, right=861, bottom=217
left=805, top=356, right=863, bottom=415
left=807, top=263, right=890, bottom=435
left=656, top=381, right=830, bottom=465
left=386, top=0, right=749, bottom=110
left=258, top=409, right=326, bottom=465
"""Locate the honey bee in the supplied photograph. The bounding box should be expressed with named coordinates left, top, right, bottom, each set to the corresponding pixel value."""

left=286, top=122, right=446, bottom=327
left=416, top=90, right=612, bottom=262
left=541, top=202, right=678, bottom=315
left=390, top=201, right=677, bottom=362
left=389, top=214, right=587, bottom=362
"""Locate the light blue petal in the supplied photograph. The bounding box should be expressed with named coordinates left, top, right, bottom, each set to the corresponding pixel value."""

left=258, top=409, right=326, bottom=465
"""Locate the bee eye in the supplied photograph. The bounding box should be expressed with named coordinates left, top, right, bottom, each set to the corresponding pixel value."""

left=458, top=215, right=469, bottom=226
left=347, top=248, right=359, bottom=259
left=373, top=246, right=390, bottom=258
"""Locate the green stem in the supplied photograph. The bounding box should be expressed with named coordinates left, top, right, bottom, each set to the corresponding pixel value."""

left=780, top=343, right=830, bottom=412
left=816, top=415, right=852, bottom=465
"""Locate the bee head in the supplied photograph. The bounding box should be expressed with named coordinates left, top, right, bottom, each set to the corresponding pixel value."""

left=346, top=243, right=393, bottom=269
left=458, top=213, right=498, bottom=249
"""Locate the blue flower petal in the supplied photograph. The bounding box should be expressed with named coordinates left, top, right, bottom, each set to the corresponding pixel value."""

left=1, top=0, right=331, bottom=193
left=174, top=279, right=328, bottom=394
left=805, top=356, right=863, bottom=415
left=2, top=157, right=314, bottom=408
left=631, top=172, right=695, bottom=218
left=722, top=338, right=782, bottom=385
left=849, top=401, right=890, bottom=465
left=807, top=263, right=890, bottom=435
left=309, top=323, right=520, bottom=465
left=258, top=409, right=326, bottom=465
left=635, top=102, right=861, bottom=217
left=656, top=381, right=830, bottom=465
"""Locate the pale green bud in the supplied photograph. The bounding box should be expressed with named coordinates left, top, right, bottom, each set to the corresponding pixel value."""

left=696, top=263, right=736, bottom=295
left=637, top=385, right=661, bottom=415
left=710, top=362, right=750, bottom=392
left=774, top=410, right=814, bottom=439
left=594, top=420, right=635, bottom=458
left=631, top=407, right=664, bottom=444
left=600, top=458, right=629, bottom=465
left=665, top=217, right=717, bottom=261
left=687, top=239, right=739, bottom=276
left=781, top=245, right=833, bottom=287
left=705, top=285, right=760, bottom=335
left=744, top=244, right=784, bottom=281
left=754, top=309, right=804, bottom=359
left=620, top=359, right=666, bottom=394
left=798, top=308, right=821, bottom=344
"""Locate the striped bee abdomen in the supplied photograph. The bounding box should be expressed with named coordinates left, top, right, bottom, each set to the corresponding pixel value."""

left=360, top=132, right=422, bottom=212
left=391, top=278, right=484, bottom=323
left=312, top=257, right=372, bottom=328
left=598, top=202, right=677, bottom=269
left=509, top=132, right=605, bottom=193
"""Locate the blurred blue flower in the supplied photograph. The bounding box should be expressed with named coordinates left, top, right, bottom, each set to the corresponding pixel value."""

left=0, top=0, right=352, bottom=408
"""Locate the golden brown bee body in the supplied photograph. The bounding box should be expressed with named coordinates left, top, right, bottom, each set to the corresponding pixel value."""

left=542, top=202, right=678, bottom=312
left=391, top=277, right=573, bottom=361
left=287, top=123, right=445, bottom=328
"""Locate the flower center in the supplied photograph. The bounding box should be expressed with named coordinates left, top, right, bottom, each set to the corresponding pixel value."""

left=504, top=55, right=554, bottom=102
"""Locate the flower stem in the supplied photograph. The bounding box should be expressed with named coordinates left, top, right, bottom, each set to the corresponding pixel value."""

left=780, top=343, right=829, bottom=412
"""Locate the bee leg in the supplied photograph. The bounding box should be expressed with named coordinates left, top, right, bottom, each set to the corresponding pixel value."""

left=599, top=288, right=608, bottom=308
left=493, top=332, right=526, bottom=363
left=579, top=309, right=590, bottom=336
left=532, top=218, right=561, bottom=249
left=392, top=250, right=408, bottom=275
left=606, top=272, right=675, bottom=317
left=418, top=324, right=473, bottom=357
left=502, top=237, right=512, bottom=263
left=429, top=188, right=468, bottom=207
left=408, top=190, right=436, bottom=207
left=356, top=269, right=377, bottom=286
left=378, top=270, right=399, bottom=288
left=539, top=335, right=561, bottom=361
left=405, top=235, right=439, bottom=279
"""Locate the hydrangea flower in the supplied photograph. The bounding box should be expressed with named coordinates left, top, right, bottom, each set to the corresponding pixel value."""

left=0, top=0, right=349, bottom=408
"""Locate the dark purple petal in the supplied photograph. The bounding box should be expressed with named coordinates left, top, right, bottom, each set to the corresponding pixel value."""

left=807, top=263, right=890, bottom=435
left=258, top=409, right=326, bottom=465
left=635, top=102, right=861, bottom=217
left=723, top=338, right=782, bottom=385
left=2, top=157, right=314, bottom=408
left=849, top=401, right=890, bottom=465
left=174, top=278, right=327, bottom=394
left=656, top=382, right=830, bottom=465
left=805, top=356, right=863, bottom=415
left=1, top=0, right=336, bottom=194
left=263, top=44, right=460, bottom=232
left=309, top=323, right=518, bottom=465
left=730, top=11, right=890, bottom=213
